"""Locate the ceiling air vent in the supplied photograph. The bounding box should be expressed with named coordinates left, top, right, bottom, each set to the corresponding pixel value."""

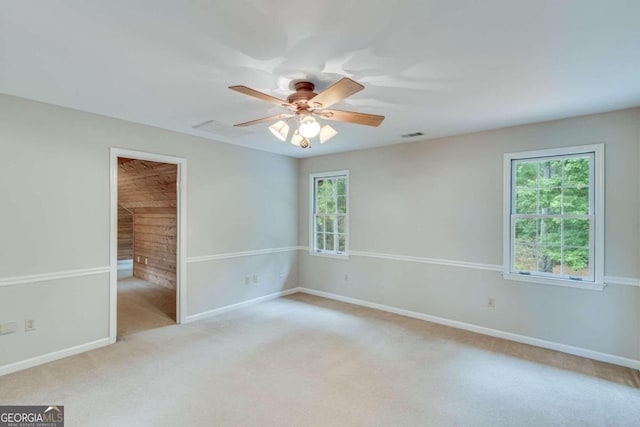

left=401, top=132, right=424, bottom=138
left=192, top=120, right=252, bottom=138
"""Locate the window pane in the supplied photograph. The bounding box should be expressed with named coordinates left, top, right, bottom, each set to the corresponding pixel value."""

left=325, top=217, right=334, bottom=233
left=538, top=218, right=562, bottom=274
left=316, top=192, right=326, bottom=214
left=337, top=178, right=346, bottom=196
left=538, top=188, right=561, bottom=214
left=514, top=242, right=536, bottom=271
left=564, top=219, right=589, bottom=247
left=563, top=247, right=590, bottom=277
left=538, top=160, right=562, bottom=187
left=312, top=173, right=348, bottom=255
left=514, top=218, right=537, bottom=271
left=326, top=196, right=336, bottom=213
left=315, top=179, right=323, bottom=209
left=515, top=189, right=536, bottom=214
left=515, top=162, right=537, bottom=188
left=327, top=179, right=336, bottom=199
left=564, top=158, right=590, bottom=186
left=326, top=233, right=335, bottom=252
left=539, top=218, right=561, bottom=246
left=509, top=149, right=597, bottom=284
left=316, top=179, right=331, bottom=213
left=537, top=246, right=560, bottom=273
left=338, top=196, right=346, bottom=213
left=563, top=187, right=589, bottom=215
left=515, top=218, right=537, bottom=243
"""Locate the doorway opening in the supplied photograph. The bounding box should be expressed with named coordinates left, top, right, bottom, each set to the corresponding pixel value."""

left=110, top=149, right=187, bottom=342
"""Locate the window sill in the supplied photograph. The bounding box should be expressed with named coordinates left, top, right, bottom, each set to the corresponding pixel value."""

left=309, top=250, right=350, bottom=261
left=503, top=273, right=605, bottom=291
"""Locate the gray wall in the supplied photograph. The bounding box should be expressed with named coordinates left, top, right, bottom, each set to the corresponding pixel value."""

left=298, top=108, right=640, bottom=360
left=1, top=93, right=638, bottom=371
left=0, top=94, right=298, bottom=368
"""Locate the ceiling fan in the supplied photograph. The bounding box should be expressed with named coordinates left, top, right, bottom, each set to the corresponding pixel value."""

left=228, top=77, right=384, bottom=149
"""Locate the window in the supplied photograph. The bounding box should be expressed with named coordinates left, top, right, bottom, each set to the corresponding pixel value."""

left=310, top=171, right=349, bottom=257
left=503, top=144, right=604, bottom=290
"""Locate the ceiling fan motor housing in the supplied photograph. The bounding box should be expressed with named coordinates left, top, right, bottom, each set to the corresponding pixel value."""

left=287, top=81, right=318, bottom=110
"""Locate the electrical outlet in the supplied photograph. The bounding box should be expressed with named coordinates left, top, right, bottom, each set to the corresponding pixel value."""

left=25, top=319, right=36, bottom=332
left=136, top=256, right=140, bottom=263
left=144, top=258, right=148, bottom=265
left=244, top=276, right=250, bottom=285
left=487, top=297, right=495, bottom=308
left=253, top=274, right=258, bottom=284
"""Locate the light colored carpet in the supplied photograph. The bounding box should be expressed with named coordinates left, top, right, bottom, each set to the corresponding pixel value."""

left=1, top=293, right=639, bottom=426
left=117, top=276, right=176, bottom=337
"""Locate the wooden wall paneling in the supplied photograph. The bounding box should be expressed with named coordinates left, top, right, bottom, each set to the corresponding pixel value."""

left=127, top=207, right=176, bottom=215
left=118, top=157, right=178, bottom=289
left=133, top=213, right=177, bottom=289
left=117, top=206, right=133, bottom=260
left=118, top=158, right=177, bottom=215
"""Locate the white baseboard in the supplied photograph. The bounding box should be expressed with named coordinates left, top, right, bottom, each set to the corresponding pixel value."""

left=184, top=288, right=301, bottom=323
left=117, top=259, right=133, bottom=269
left=3, top=287, right=635, bottom=377
left=296, top=287, right=640, bottom=370
left=0, top=337, right=111, bottom=377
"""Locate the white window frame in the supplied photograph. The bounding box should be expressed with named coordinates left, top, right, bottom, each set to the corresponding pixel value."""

left=503, top=144, right=605, bottom=291
left=309, top=170, right=349, bottom=259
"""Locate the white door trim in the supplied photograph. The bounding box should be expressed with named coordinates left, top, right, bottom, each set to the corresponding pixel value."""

left=109, top=148, right=187, bottom=343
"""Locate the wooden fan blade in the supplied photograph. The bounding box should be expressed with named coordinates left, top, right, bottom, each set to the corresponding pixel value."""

left=234, top=114, right=292, bottom=127
left=319, top=109, right=385, bottom=127
left=229, top=85, right=295, bottom=109
left=309, top=78, right=364, bottom=109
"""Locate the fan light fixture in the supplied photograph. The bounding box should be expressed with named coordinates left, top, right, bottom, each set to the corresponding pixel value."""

left=319, top=125, right=338, bottom=144
left=269, top=120, right=289, bottom=141
left=298, top=116, right=321, bottom=139
left=281, top=118, right=332, bottom=148
left=229, top=78, right=385, bottom=149
left=290, top=130, right=311, bottom=148
left=290, top=130, right=303, bottom=146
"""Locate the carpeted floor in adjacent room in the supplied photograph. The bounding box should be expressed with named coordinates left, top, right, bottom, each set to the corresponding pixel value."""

left=117, top=276, right=175, bottom=337
left=1, top=293, right=639, bottom=426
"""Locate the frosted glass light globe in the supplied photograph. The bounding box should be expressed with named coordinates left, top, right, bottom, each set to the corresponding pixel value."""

left=298, top=116, right=321, bottom=138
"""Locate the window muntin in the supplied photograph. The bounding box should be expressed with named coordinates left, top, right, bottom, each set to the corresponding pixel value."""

left=311, top=172, right=348, bottom=256
left=504, top=145, right=603, bottom=288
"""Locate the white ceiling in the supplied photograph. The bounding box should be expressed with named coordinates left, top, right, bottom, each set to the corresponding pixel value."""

left=1, top=1, right=639, bottom=158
